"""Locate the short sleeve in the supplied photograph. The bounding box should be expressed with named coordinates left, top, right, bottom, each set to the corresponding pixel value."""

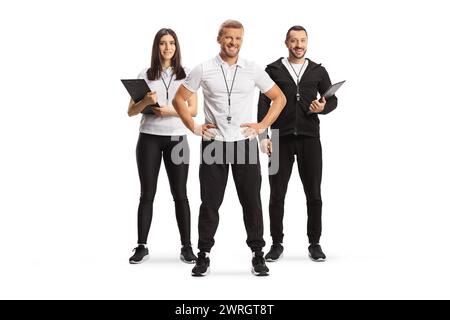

left=137, top=68, right=148, bottom=80
left=183, top=67, right=191, bottom=75
left=254, top=64, right=275, bottom=94
left=182, top=64, right=202, bottom=92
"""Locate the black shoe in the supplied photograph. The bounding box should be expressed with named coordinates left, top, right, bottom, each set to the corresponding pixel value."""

left=129, top=245, right=149, bottom=264
left=252, top=251, right=269, bottom=276
left=191, top=252, right=210, bottom=277
left=308, top=243, right=326, bottom=262
left=180, top=246, right=197, bottom=264
left=265, top=243, right=284, bottom=262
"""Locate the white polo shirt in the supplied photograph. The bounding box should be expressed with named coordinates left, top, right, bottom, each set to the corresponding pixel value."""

left=183, top=55, right=275, bottom=142
left=138, top=67, right=188, bottom=136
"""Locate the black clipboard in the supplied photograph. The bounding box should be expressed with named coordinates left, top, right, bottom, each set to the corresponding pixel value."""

left=121, top=79, right=155, bottom=115
left=321, top=80, right=346, bottom=99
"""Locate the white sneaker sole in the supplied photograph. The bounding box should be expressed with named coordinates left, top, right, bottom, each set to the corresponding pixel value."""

left=252, top=268, right=269, bottom=276
left=308, top=253, right=326, bottom=262
left=191, top=267, right=210, bottom=277
left=180, top=254, right=197, bottom=264
left=265, top=252, right=283, bottom=262
left=129, top=254, right=149, bottom=264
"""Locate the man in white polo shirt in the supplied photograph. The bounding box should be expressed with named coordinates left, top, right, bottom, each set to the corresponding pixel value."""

left=173, top=20, right=286, bottom=276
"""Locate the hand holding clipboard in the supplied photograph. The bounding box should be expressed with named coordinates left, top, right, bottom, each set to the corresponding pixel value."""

left=121, top=79, right=160, bottom=114
left=308, top=80, right=345, bottom=114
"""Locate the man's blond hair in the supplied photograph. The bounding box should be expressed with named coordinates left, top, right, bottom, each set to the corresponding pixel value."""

left=218, top=20, right=244, bottom=38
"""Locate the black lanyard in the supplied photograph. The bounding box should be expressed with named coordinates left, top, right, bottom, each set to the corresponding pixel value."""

left=161, top=72, right=174, bottom=105
left=220, top=64, right=238, bottom=124
left=287, top=60, right=306, bottom=101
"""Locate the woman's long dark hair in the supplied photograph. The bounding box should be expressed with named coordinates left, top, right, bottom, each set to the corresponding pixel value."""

left=147, top=28, right=186, bottom=81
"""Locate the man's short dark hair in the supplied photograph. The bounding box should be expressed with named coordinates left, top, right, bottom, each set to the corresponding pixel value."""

left=286, top=26, right=308, bottom=40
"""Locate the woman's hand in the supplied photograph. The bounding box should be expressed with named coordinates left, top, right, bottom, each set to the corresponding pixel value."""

left=142, top=92, right=158, bottom=106
left=151, top=105, right=175, bottom=117
left=127, top=92, right=158, bottom=117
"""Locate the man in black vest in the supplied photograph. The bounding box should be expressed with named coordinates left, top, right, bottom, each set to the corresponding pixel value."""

left=258, top=25, right=338, bottom=262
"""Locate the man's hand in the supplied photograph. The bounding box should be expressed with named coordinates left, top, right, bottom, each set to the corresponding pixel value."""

left=309, top=97, right=326, bottom=113
left=260, top=138, right=272, bottom=156
left=240, top=123, right=266, bottom=140
left=194, top=123, right=217, bottom=140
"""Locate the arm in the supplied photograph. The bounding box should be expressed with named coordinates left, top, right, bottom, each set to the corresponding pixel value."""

left=173, top=85, right=216, bottom=138
left=187, top=93, right=198, bottom=117
left=241, top=84, right=286, bottom=138
left=173, top=64, right=217, bottom=138
left=256, top=67, right=277, bottom=154
left=127, top=92, right=157, bottom=117
left=257, top=67, right=272, bottom=124
left=257, top=91, right=272, bottom=138
left=310, top=67, right=338, bottom=114
left=152, top=92, right=198, bottom=117
left=172, top=85, right=196, bottom=132
left=260, top=84, right=286, bottom=129
left=257, top=92, right=272, bottom=153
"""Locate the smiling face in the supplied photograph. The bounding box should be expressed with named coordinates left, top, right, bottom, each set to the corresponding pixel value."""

left=159, top=34, right=176, bottom=62
left=285, top=30, right=308, bottom=61
left=217, top=27, right=244, bottom=59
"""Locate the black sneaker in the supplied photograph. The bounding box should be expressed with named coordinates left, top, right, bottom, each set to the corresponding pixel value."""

left=252, top=251, right=269, bottom=276
left=308, top=243, right=326, bottom=262
left=265, top=243, right=284, bottom=262
left=129, top=245, right=149, bottom=264
left=180, top=246, right=197, bottom=264
left=191, top=252, right=210, bottom=277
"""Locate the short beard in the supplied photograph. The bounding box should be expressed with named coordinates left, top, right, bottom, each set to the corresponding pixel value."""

left=290, top=48, right=306, bottom=60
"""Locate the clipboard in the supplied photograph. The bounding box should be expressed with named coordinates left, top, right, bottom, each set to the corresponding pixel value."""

left=306, top=80, right=345, bottom=115
left=321, top=80, right=346, bottom=99
left=121, top=79, right=155, bottom=115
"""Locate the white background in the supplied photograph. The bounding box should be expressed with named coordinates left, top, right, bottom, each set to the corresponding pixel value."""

left=1, top=0, right=450, bottom=299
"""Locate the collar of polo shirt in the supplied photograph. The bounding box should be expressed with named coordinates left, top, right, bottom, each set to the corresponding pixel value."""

left=215, top=55, right=246, bottom=68
left=162, top=66, right=173, bottom=75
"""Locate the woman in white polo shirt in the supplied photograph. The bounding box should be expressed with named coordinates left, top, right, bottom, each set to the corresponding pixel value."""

left=127, top=28, right=197, bottom=264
